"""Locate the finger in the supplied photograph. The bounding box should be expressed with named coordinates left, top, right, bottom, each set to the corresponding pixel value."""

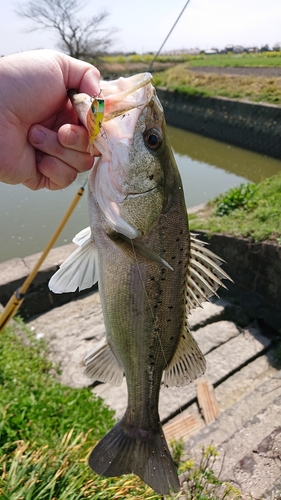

left=29, top=125, right=94, bottom=173
left=58, top=123, right=89, bottom=152
left=36, top=153, right=78, bottom=190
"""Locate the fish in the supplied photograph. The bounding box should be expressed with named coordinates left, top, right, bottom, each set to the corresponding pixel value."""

left=49, top=73, right=231, bottom=495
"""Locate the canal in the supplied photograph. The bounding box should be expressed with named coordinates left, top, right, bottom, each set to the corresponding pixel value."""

left=0, top=125, right=280, bottom=263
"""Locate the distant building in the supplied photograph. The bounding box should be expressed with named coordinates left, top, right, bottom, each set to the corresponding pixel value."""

left=204, top=49, right=218, bottom=55
left=162, top=48, right=201, bottom=55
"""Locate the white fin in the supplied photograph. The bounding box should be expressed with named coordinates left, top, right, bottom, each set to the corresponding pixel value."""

left=49, top=235, right=99, bottom=293
left=164, top=322, right=206, bottom=387
left=72, top=226, right=91, bottom=246
left=84, top=338, right=124, bottom=386
left=186, top=234, right=232, bottom=313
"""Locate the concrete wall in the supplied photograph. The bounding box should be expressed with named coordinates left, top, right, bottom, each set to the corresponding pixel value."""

left=195, top=231, right=281, bottom=332
left=156, top=88, right=281, bottom=159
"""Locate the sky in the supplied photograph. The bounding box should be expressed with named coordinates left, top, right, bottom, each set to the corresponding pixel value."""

left=1, top=0, right=281, bottom=57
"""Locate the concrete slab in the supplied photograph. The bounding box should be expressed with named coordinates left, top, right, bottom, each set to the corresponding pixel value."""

left=185, top=373, right=281, bottom=497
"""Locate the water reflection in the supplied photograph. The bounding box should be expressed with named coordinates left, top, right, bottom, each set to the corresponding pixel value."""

left=0, top=127, right=280, bottom=262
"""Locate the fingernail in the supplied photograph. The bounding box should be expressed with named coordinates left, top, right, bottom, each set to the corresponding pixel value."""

left=66, top=129, right=78, bottom=145
left=30, top=127, right=45, bottom=145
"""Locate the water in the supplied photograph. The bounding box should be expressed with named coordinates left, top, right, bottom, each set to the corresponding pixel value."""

left=0, top=126, right=280, bottom=262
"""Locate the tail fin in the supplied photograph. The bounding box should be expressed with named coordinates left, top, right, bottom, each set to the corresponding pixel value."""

left=88, top=418, right=180, bottom=495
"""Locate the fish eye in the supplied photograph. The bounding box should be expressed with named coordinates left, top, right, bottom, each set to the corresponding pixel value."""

left=144, top=128, right=162, bottom=152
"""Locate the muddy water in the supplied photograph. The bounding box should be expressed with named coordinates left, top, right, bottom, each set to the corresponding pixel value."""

left=0, top=126, right=280, bottom=262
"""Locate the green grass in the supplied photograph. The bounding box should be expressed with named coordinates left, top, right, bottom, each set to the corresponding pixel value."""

left=0, top=319, right=115, bottom=450
left=101, top=51, right=281, bottom=67
left=189, top=172, right=281, bottom=242
left=0, top=319, right=242, bottom=498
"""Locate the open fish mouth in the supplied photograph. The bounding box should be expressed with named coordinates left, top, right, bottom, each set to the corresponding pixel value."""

left=101, top=72, right=153, bottom=122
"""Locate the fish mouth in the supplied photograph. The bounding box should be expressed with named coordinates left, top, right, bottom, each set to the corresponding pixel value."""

left=102, top=73, right=154, bottom=122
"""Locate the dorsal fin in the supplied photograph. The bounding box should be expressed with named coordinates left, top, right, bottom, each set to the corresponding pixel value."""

left=186, top=234, right=232, bottom=313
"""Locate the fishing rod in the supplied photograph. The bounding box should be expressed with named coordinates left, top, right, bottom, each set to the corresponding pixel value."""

left=148, top=0, right=191, bottom=72
left=0, top=178, right=87, bottom=334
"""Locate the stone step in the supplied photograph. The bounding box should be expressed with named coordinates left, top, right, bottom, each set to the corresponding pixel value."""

left=184, top=372, right=281, bottom=498
left=163, top=350, right=279, bottom=441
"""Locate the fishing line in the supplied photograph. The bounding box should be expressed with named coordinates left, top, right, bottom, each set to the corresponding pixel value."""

left=148, top=0, right=192, bottom=72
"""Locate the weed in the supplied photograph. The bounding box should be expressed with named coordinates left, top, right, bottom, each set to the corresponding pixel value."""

left=215, top=183, right=257, bottom=216
left=178, top=444, right=242, bottom=500
left=190, top=172, right=281, bottom=242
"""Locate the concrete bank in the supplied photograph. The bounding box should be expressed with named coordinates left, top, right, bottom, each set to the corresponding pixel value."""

left=0, top=232, right=280, bottom=331
left=156, top=87, right=281, bottom=159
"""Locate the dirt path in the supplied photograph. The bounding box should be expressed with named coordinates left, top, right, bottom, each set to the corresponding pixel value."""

left=188, top=65, right=281, bottom=77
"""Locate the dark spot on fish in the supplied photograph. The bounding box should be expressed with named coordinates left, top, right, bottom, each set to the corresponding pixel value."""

left=161, top=277, right=165, bottom=281
left=148, top=174, right=154, bottom=180
left=178, top=261, right=182, bottom=265
left=171, top=256, right=176, bottom=260
left=176, top=238, right=180, bottom=242
left=167, top=319, right=171, bottom=322
left=168, top=305, right=173, bottom=309
left=150, top=276, right=155, bottom=281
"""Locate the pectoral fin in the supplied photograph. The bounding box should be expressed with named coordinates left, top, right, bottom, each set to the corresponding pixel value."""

left=84, top=338, right=124, bottom=386
left=164, top=322, right=206, bottom=387
left=49, top=229, right=99, bottom=293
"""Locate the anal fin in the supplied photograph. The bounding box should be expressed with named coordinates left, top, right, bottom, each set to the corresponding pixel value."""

left=164, top=322, right=206, bottom=387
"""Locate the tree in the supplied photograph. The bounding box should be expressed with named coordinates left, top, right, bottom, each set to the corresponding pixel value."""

left=15, top=0, right=118, bottom=60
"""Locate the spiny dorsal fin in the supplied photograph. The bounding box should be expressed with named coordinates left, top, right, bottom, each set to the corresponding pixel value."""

left=84, top=338, right=124, bottom=386
left=164, top=321, right=206, bottom=387
left=186, top=234, right=232, bottom=313
left=49, top=229, right=99, bottom=293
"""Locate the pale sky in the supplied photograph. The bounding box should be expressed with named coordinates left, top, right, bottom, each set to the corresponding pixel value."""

left=1, top=0, right=281, bottom=57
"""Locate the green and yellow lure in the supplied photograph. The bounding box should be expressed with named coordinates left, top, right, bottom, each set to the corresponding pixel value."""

left=86, top=97, right=105, bottom=144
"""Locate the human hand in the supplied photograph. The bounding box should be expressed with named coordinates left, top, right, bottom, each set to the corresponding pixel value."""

left=0, top=49, right=100, bottom=190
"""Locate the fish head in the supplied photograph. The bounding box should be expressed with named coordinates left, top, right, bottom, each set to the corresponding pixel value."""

left=71, top=73, right=177, bottom=239
left=89, top=81, right=174, bottom=239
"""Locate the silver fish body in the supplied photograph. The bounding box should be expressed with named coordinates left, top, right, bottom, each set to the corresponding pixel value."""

left=49, top=76, right=230, bottom=495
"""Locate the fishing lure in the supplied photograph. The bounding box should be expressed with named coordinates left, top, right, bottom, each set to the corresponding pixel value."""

left=86, top=96, right=105, bottom=144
